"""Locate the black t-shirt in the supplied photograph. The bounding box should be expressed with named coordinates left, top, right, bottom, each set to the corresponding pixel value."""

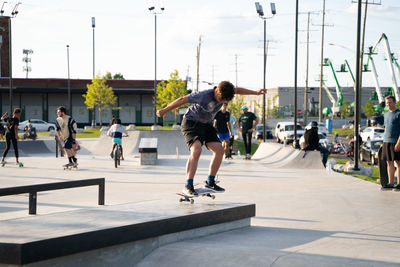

left=4, top=117, right=19, bottom=136
left=304, top=128, right=319, bottom=150
left=214, top=111, right=230, bottom=133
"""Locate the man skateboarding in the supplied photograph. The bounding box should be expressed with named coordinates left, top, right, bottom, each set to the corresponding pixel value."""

left=213, top=103, right=232, bottom=159
left=303, top=121, right=330, bottom=167
left=1, top=108, right=22, bottom=165
left=238, top=105, right=258, bottom=159
left=156, top=81, right=266, bottom=196
left=55, top=106, right=79, bottom=168
left=382, top=96, right=400, bottom=190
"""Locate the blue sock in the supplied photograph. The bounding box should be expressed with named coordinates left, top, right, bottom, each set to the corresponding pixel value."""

left=207, top=175, right=215, bottom=184
left=186, top=179, right=193, bottom=186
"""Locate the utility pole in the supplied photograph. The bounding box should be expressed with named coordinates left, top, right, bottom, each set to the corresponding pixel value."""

left=318, top=0, right=326, bottom=123
left=304, top=12, right=310, bottom=127
left=22, top=49, right=33, bottom=78
left=196, top=35, right=202, bottom=92
left=234, top=54, right=238, bottom=87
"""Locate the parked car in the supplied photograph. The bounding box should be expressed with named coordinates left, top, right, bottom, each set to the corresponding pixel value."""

left=275, top=122, right=304, bottom=144
left=254, top=124, right=273, bottom=140
left=299, top=132, right=332, bottom=151
left=360, top=139, right=383, bottom=165
left=360, top=127, right=384, bottom=142
left=305, top=122, right=328, bottom=136
left=369, top=115, right=384, bottom=126
left=18, top=119, right=56, bottom=132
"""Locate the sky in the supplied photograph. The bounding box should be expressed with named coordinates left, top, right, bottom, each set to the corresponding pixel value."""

left=8, top=0, right=400, bottom=92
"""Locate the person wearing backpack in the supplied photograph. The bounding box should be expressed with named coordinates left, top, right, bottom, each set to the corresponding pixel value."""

left=55, top=106, right=78, bottom=168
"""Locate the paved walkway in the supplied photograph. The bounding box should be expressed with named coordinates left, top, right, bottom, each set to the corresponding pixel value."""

left=0, top=142, right=399, bottom=266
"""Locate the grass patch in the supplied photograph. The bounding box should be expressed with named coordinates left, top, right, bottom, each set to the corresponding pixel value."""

left=332, top=128, right=355, bottom=137
left=136, top=126, right=173, bottom=131
left=235, top=139, right=259, bottom=156
left=76, top=128, right=101, bottom=138
left=330, top=157, right=379, bottom=184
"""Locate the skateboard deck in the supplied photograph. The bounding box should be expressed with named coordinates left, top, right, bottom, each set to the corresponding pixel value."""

left=63, top=164, right=78, bottom=170
left=378, top=146, right=389, bottom=189
left=177, top=187, right=221, bottom=204
left=1, top=161, right=23, bottom=167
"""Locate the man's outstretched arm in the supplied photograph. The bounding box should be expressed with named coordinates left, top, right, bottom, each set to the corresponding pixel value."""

left=236, top=87, right=267, bottom=95
left=157, top=95, right=189, bottom=117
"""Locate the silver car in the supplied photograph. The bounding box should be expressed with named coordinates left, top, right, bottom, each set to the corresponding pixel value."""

left=18, top=119, right=56, bottom=132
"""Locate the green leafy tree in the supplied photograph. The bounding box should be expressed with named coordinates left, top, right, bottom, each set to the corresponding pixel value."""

left=83, top=74, right=117, bottom=127
left=271, top=106, right=280, bottom=118
left=113, top=73, right=125, bottom=80
left=340, top=101, right=352, bottom=118
left=363, top=101, right=375, bottom=118
left=103, top=72, right=125, bottom=80
left=156, top=70, right=188, bottom=124
left=228, top=95, right=245, bottom=120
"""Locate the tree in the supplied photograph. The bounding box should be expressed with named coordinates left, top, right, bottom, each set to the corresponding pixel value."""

left=103, top=72, right=125, bottom=80
left=83, top=74, right=117, bottom=127
left=363, top=101, right=375, bottom=118
left=228, top=95, right=245, bottom=120
left=156, top=70, right=188, bottom=124
left=340, top=101, right=352, bottom=118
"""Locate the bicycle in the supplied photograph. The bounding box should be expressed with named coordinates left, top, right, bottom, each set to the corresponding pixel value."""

left=110, top=134, right=128, bottom=168
left=113, top=143, right=122, bottom=168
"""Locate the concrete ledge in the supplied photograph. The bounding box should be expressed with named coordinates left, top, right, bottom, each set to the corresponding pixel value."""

left=0, top=200, right=255, bottom=266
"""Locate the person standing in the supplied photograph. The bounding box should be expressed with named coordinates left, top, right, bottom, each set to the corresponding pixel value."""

left=213, top=103, right=232, bottom=159
left=238, top=105, right=258, bottom=159
left=1, top=108, right=22, bottom=165
left=55, top=106, right=79, bottom=168
left=228, top=109, right=237, bottom=158
left=382, top=96, right=400, bottom=190
left=156, top=81, right=266, bottom=196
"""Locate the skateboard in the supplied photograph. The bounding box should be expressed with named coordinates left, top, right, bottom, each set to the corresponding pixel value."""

left=63, top=163, right=78, bottom=170
left=1, top=161, right=23, bottom=167
left=378, top=146, right=390, bottom=190
left=177, top=187, right=220, bottom=204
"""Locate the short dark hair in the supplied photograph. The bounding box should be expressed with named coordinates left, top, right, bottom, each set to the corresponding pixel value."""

left=57, top=106, right=67, bottom=114
left=116, top=119, right=121, bottom=124
left=385, top=95, right=396, bottom=103
left=13, top=108, right=21, bottom=115
left=217, top=81, right=235, bottom=102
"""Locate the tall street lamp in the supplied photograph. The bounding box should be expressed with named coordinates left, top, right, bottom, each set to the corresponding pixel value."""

left=91, top=17, right=96, bottom=127
left=67, top=45, right=71, bottom=115
left=255, top=1, right=276, bottom=142
left=149, top=2, right=165, bottom=127
left=2, top=2, right=20, bottom=114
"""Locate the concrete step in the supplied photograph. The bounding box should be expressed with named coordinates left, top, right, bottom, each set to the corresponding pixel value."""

left=0, top=200, right=255, bottom=266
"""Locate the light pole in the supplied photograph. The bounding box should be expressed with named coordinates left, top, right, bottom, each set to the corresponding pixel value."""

left=354, top=0, right=362, bottom=171
left=293, top=0, right=299, bottom=148
left=4, top=2, right=20, bottom=114
left=91, top=17, right=96, bottom=127
left=149, top=2, right=165, bottom=127
left=67, top=45, right=71, bottom=115
left=255, top=1, right=276, bottom=143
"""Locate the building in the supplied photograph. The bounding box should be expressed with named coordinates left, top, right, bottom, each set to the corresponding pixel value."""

left=243, top=86, right=387, bottom=118
left=0, top=78, right=177, bottom=126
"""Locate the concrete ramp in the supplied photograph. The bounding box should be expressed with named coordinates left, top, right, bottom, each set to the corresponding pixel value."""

left=256, top=145, right=297, bottom=165
left=0, top=140, right=53, bottom=157
left=252, top=142, right=283, bottom=160
left=277, top=150, right=325, bottom=169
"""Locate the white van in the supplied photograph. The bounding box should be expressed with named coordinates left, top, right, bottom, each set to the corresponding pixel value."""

left=274, top=121, right=305, bottom=144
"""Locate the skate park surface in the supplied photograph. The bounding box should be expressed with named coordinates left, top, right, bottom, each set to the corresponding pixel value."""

left=1, top=132, right=400, bottom=266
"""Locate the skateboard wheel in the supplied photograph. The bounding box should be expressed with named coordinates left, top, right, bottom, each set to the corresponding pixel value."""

left=179, top=198, right=183, bottom=202
left=211, top=195, right=215, bottom=200
left=190, top=199, right=194, bottom=204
